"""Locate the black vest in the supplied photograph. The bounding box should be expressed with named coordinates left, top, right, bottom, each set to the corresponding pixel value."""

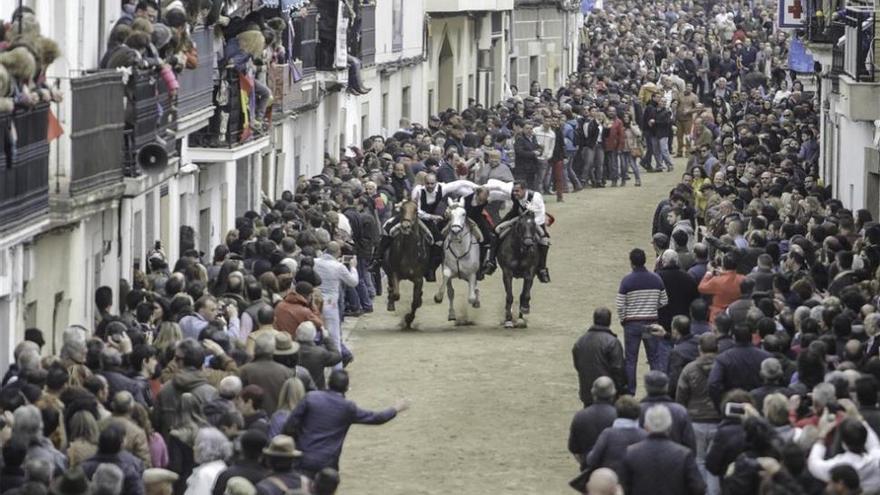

left=419, top=185, right=444, bottom=215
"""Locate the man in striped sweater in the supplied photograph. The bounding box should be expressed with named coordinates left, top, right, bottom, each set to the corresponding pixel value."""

left=616, top=248, right=669, bottom=394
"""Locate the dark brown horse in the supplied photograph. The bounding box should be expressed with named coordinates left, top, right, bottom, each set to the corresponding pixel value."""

left=496, top=210, right=540, bottom=328
left=384, top=200, right=432, bottom=328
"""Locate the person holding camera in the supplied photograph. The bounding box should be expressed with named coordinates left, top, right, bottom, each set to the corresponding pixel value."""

left=313, top=242, right=359, bottom=369
left=179, top=295, right=240, bottom=342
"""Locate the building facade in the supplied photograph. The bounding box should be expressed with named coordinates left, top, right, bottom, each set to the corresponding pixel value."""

left=804, top=1, right=880, bottom=218
left=0, top=0, right=566, bottom=367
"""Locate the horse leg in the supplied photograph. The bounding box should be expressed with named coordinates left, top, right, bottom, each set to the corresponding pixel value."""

left=433, top=264, right=446, bottom=304
left=447, top=277, right=456, bottom=321
left=387, top=274, right=398, bottom=312
left=467, top=271, right=479, bottom=308
left=519, top=275, right=534, bottom=319
left=405, top=277, right=423, bottom=328
left=503, top=271, right=514, bottom=328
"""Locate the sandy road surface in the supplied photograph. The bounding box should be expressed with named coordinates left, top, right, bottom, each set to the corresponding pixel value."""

left=338, top=167, right=680, bottom=494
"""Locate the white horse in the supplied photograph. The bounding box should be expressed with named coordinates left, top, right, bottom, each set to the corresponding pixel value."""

left=433, top=198, right=483, bottom=320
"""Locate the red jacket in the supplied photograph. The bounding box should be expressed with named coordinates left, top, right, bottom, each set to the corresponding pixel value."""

left=603, top=118, right=625, bottom=152
left=698, top=270, right=745, bottom=323
left=274, top=292, right=323, bottom=336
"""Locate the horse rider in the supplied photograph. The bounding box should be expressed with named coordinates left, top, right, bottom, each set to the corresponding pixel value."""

left=370, top=174, right=475, bottom=282
left=485, top=179, right=551, bottom=283
left=461, top=187, right=497, bottom=279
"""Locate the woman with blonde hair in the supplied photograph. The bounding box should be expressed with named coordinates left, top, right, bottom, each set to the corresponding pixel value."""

left=66, top=410, right=99, bottom=468
left=153, top=321, right=183, bottom=353
left=131, top=402, right=168, bottom=468
left=268, top=377, right=306, bottom=438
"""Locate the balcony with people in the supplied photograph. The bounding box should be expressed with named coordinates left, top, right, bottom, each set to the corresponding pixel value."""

left=0, top=11, right=61, bottom=232
left=188, top=0, right=375, bottom=150
left=802, top=0, right=847, bottom=44
left=835, top=6, right=880, bottom=121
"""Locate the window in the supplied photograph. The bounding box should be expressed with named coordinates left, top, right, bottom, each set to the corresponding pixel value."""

left=428, top=89, right=434, bottom=116
left=392, top=0, right=403, bottom=52
left=456, top=83, right=462, bottom=110
left=509, top=57, right=518, bottom=94
left=468, top=75, right=474, bottom=105
left=382, top=92, right=389, bottom=132
left=529, top=56, right=539, bottom=88
left=401, top=86, right=411, bottom=119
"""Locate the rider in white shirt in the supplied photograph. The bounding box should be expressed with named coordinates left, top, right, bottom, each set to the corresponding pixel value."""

left=484, top=179, right=551, bottom=283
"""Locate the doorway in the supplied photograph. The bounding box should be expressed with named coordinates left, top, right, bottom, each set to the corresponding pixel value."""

left=438, top=33, right=454, bottom=112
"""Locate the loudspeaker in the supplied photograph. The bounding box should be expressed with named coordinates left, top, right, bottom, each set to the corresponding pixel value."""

left=136, top=142, right=168, bottom=174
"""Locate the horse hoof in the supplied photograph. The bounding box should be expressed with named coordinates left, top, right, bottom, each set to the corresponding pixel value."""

left=516, top=319, right=528, bottom=329
left=503, top=320, right=514, bottom=329
left=387, top=302, right=395, bottom=312
left=404, top=313, right=415, bottom=327
left=433, top=294, right=443, bottom=304
left=520, top=306, right=531, bottom=315
left=472, top=300, right=480, bottom=309
left=448, top=314, right=456, bottom=321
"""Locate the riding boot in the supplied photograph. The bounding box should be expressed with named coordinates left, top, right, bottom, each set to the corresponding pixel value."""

left=537, top=244, right=551, bottom=283
left=425, top=244, right=441, bottom=282
left=477, top=245, right=488, bottom=281
left=370, top=235, right=391, bottom=270
left=483, top=238, right=498, bottom=276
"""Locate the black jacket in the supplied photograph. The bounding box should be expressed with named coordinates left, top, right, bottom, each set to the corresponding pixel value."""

left=568, top=402, right=617, bottom=464
left=572, top=326, right=627, bottom=406
left=657, top=267, right=700, bottom=332
left=622, top=434, right=706, bottom=495
left=213, top=459, right=270, bottom=495
left=706, top=418, right=745, bottom=477
left=708, top=343, right=772, bottom=407
left=514, top=134, right=540, bottom=172
left=667, top=334, right=700, bottom=398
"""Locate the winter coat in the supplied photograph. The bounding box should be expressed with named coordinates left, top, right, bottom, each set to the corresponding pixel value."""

left=706, top=419, right=745, bottom=477
left=155, top=368, right=219, bottom=436
left=297, top=338, right=342, bottom=390
left=572, top=326, right=627, bottom=406
left=622, top=433, right=706, bottom=495
left=676, top=354, right=721, bottom=422
left=667, top=334, right=700, bottom=398
left=568, top=401, right=617, bottom=465
left=274, top=292, right=323, bottom=337
left=603, top=118, right=625, bottom=152
left=584, top=418, right=648, bottom=477
left=240, top=357, right=297, bottom=415
left=707, top=343, right=772, bottom=407
left=657, top=267, right=699, bottom=332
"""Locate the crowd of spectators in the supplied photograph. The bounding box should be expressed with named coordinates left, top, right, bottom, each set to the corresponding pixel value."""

left=569, top=1, right=880, bottom=494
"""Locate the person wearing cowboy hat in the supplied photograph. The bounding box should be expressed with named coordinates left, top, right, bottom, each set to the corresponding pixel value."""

left=253, top=436, right=307, bottom=495
left=143, top=468, right=178, bottom=495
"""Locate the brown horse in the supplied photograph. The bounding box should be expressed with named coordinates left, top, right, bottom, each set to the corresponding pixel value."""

left=384, top=200, right=432, bottom=328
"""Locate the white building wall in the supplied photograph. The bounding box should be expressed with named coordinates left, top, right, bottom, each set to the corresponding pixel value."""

left=836, top=117, right=875, bottom=210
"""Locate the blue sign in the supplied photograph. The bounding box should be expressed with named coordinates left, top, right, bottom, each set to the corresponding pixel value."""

left=581, top=0, right=596, bottom=13
left=788, top=38, right=815, bottom=73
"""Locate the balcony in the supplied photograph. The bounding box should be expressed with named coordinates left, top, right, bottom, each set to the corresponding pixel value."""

left=293, top=7, right=318, bottom=78
left=804, top=0, right=846, bottom=45
left=841, top=9, right=876, bottom=82
left=69, top=71, right=126, bottom=196
left=175, top=26, right=216, bottom=131
left=124, top=70, right=177, bottom=177
left=0, top=104, right=50, bottom=231
left=837, top=9, right=880, bottom=121
left=190, top=70, right=256, bottom=148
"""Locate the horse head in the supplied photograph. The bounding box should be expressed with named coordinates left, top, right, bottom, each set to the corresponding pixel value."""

left=397, top=200, right=418, bottom=235
left=446, top=197, right=467, bottom=236
left=515, top=209, right=539, bottom=248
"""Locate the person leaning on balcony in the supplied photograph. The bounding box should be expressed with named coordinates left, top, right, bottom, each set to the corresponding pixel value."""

left=222, top=21, right=271, bottom=131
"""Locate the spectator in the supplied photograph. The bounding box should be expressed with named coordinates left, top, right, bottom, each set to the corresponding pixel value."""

left=572, top=308, right=627, bottom=406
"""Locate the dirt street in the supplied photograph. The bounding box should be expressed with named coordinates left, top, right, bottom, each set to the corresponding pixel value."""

left=339, top=168, right=681, bottom=494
